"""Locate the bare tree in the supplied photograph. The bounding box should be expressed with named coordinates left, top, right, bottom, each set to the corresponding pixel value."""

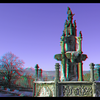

left=0, top=52, right=25, bottom=88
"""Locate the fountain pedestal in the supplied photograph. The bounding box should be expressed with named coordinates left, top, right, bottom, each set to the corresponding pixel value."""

left=54, top=51, right=87, bottom=81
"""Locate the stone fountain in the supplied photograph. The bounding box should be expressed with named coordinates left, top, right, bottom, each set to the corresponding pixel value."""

left=54, top=7, right=88, bottom=81
left=33, top=7, right=100, bottom=97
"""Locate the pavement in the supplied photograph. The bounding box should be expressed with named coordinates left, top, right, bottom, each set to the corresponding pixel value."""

left=0, top=86, right=33, bottom=97
left=0, top=92, right=20, bottom=97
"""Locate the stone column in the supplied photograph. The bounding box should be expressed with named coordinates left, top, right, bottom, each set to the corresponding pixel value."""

left=38, top=69, right=41, bottom=81
left=89, top=63, right=95, bottom=82
left=33, top=82, right=35, bottom=97
left=78, top=31, right=83, bottom=81
left=35, top=64, right=39, bottom=81
left=38, top=69, right=42, bottom=81
left=76, top=64, right=78, bottom=81
left=41, top=69, right=43, bottom=81
left=66, top=59, right=69, bottom=81
left=60, top=33, right=66, bottom=81
left=61, top=53, right=66, bottom=81
left=55, top=63, right=60, bottom=82
left=78, top=62, right=83, bottom=81
left=55, top=63, right=60, bottom=97
left=89, top=63, right=96, bottom=97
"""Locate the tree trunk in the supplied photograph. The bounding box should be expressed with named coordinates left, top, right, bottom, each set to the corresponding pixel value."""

left=8, top=72, right=11, bottom=89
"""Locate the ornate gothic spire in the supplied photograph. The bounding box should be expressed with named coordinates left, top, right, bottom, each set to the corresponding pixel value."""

left=67, top=7, right=75, bottom=24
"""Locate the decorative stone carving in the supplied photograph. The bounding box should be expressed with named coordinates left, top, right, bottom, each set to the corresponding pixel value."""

left=36, top=83, right=55, bottom=97
left=38, top=86, right=51, bottom=97
left=63, top=85, right=92, bottom=97
left=95, top=84, right=100, bottom=97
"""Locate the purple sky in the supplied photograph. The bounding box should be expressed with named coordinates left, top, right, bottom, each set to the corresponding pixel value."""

left=0, top=3, right=100, bottom=71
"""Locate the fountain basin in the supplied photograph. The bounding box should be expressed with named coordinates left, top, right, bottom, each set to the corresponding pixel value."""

left=54, top=51, right=88, bottom=62
left=65, top=51, right=79, bottom=59
left=54, top=54, right=62, bottom=61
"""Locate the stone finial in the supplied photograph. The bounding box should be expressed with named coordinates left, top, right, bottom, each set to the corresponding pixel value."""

left=55, top=63, right=60, bottom=69
left=35, top=64, right=39, bottom=69
left=89, top=63, right=95, bottom=82
left=89, top=63, right=95, bottom=69
left=79, top=31, right=82, bottom=39
left=67, top=7, right=74, bottom=16
left=74, top=20, right=76, bottom=28
left=67, top=7, right=75, bottom=21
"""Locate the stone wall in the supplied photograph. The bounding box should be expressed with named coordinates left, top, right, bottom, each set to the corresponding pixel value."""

left=33, top=63, right=100, bottom=97
left=58, top=81, right=93, bottom=97
left=33, top=81, right=55, bottom=97
left=33, top=81, right=96, bottom=97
